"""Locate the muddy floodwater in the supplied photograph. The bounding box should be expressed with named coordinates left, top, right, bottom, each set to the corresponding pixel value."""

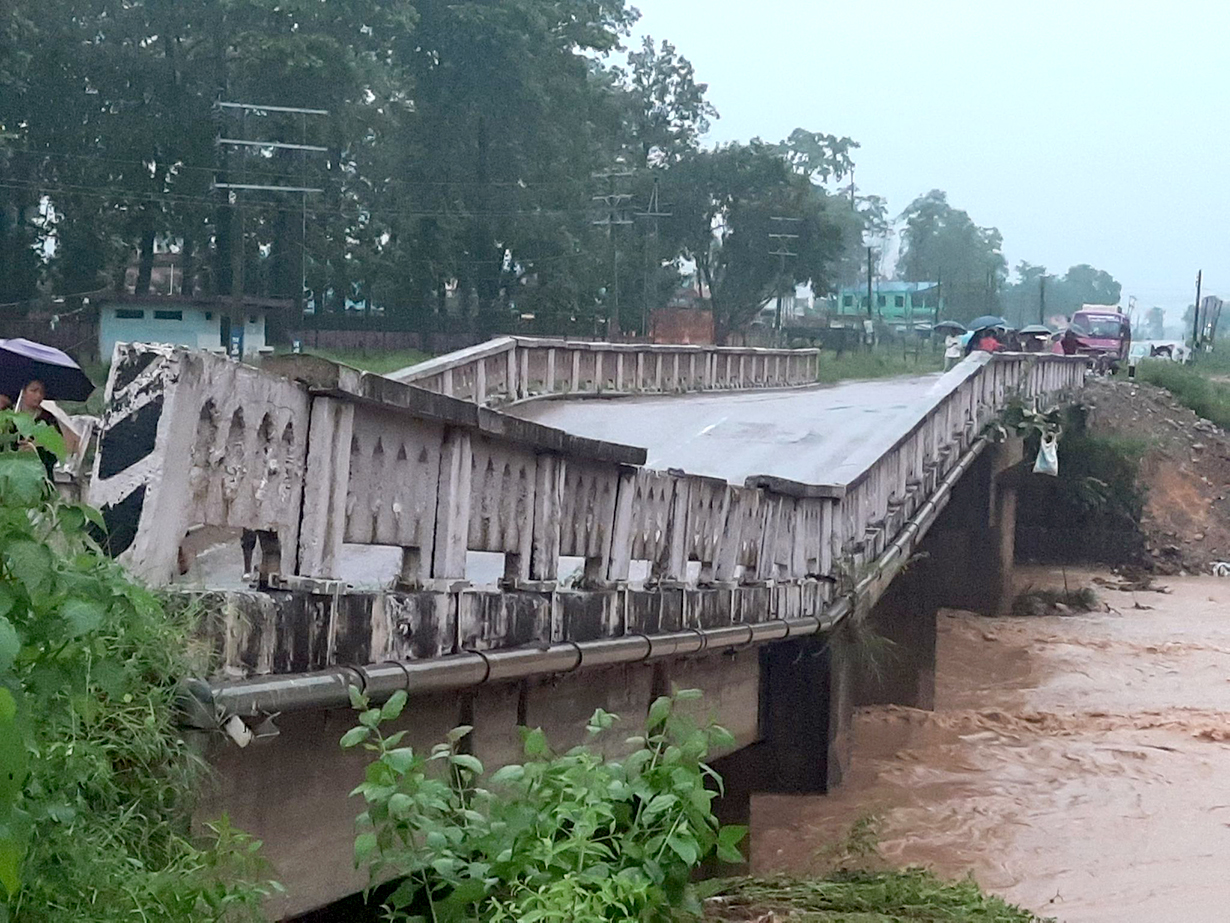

left=753, top=568, right=1230, bottom=922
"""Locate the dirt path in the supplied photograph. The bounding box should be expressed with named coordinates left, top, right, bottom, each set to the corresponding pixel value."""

left=750, top=568, right=1230, bottom=922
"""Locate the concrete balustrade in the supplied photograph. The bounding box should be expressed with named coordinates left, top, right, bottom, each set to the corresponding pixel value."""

left=91, top=343, right=1084, bottom=683
left=391, top=336, right=822, bottom=405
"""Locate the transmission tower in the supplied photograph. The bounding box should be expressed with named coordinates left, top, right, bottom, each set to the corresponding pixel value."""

left=769, top=216, right=802, bottom=336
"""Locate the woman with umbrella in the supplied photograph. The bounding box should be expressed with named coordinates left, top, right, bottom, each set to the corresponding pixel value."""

left=1, top=338, right=94, bottom=478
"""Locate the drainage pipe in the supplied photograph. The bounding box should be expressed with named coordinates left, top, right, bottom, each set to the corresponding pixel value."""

left=211, top=610, right=843, bottom=718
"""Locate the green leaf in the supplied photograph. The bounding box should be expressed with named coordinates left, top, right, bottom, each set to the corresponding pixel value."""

left=347, top=684, right=367, bottom=711
left=717, top=824, right=748, bottom=850
left=62, top=598, right=105, bottom=638
left=0, top=690, right=14, bottom=723
left=0, top=456, right=45, bottom=507
left=450, top=753, right=483, bottom=775
left=359, top=708, right=382, bottom=729
left=522, top=727, right=548, bottom=758
left=354, top=832, right=378, bottom=864
left=387, top=793, right=414, bottom=818
left=383, top=747, right=416, bottom=774
left=666, top=834, right=698, bottom=865
left=3, top=541, right=52, bottom=597
left=643, top=793, right=678, bottom=818
left=646, top=695, right=672, bottom=730
left=0, top=840, right=21, bottom=896
left=380, top=689, right=407, bottom=722
left=446, top=724, right=473, bottom=745
left=490, top=764, right=525, bottom=785
left=340, top=726, right=370, bottom=749
left=0, top=587, right=12, bottom=621
left=31, top=423, right=65, bottom=460
left=0, top=618, right=19, bottom=673
left=673, top=688, right=703, bottom=701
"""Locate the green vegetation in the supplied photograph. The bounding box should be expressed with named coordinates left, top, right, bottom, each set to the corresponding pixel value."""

left=344, top=688, right=745, bottom=922
left=300, top=348, right=433, bottom=376
left=1137, top=358, right=1230, bottom=430
left=816, top=348, right=943, bottom=384
left=703, top=872, right=1051, bottom=922
left=0, top=410, right=273, bottom=921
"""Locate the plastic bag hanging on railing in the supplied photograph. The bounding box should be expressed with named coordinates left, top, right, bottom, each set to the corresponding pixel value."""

left=1033, top=432, right=1059, bottom=477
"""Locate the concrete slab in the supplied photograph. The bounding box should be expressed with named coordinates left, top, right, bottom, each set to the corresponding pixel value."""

left=511, top=374, right=941, bottom=487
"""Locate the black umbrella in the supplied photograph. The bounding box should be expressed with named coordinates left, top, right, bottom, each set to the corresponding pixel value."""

left=0, top=338, right=95, bottom=403
left=932, top=320, right=967, bottom=334
left=1019, top=324, right=1052, bottom=335
left=969, top=315, right=1009, bottom=330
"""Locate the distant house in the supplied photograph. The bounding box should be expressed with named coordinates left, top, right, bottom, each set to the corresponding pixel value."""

left=833, top=281, right=942, bottom=324
left=98, top=295, right=289, bottom=361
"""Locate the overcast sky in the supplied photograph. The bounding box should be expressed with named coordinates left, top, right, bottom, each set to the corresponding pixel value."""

left=629, top=0, right=1229, bottom=314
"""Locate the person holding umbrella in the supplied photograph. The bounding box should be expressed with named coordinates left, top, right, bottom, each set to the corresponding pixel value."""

left=1, top=338, right=94, bottom=478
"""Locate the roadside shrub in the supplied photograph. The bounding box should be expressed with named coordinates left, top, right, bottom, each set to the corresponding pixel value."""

left=343, top=687, right=747, bottom=922
left=0, top=409, right=274, bottom=921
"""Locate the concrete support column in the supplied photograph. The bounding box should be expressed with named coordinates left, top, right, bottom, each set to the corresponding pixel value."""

left=854, top=556, right=940, bottom=710
left=706, top=633, right=854, bottom=873
left=922, top=435, right=1024, bottom=618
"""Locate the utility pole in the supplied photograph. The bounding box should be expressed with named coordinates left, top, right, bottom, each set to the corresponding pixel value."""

left=634, top=177, right=671, bottom=338
left=1039, top=274, right=1046, bottom=325
left=866, top=247, right=874, bottom=319
left=592, top=167, right=634, bottom=338
left=769, top=216, right=801, bottom=337
left=215, top=101, right=327, bottom=357
left=1193, top=270, right=1203, bottom=355
left=934, top=269, right=943, bottom=327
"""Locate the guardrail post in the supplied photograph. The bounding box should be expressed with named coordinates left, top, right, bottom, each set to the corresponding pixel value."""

left=431, top=428, right=473, bottom=581
left=299, top=397, right=355, bottom=578
left=531, top=455, right=565, bottom=581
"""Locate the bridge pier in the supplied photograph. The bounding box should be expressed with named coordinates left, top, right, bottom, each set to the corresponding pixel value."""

left=854, top=435, right=1025, bottom=711
left=707, top=632, right=854, bottom=872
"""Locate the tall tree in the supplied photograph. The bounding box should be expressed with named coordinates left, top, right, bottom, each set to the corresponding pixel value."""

left=897, top=190, right=1006, bottom=322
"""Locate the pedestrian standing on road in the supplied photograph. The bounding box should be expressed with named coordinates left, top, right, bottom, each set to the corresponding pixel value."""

left=944, top=334, right=963, bottom=370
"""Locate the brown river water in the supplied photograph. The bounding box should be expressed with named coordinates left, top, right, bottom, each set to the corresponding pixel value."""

left=752, top=568, right=1230, bottom=922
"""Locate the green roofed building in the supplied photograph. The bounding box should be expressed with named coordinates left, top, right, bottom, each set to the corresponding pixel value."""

left=834, top=281, right=942, bottom=324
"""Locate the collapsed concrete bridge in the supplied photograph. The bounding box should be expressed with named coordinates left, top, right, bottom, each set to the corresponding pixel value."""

left=88, top=337, right=1085, bottom=918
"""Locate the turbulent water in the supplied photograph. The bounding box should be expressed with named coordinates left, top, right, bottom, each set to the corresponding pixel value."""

left=752, top=568, right=1230, bottom=922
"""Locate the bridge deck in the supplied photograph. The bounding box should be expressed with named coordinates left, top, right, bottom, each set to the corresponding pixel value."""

left=512, top=374, right=940, bottom=486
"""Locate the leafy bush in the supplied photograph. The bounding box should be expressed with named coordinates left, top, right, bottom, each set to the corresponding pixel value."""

left=0, top=410, right=274, bottom=921
left=344, top=687, right=747, bottom=922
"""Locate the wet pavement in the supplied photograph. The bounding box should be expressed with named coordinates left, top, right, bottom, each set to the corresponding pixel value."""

left=753, top=568, right=1230, bottom=922
left=512, top=374, right=940, bottom=485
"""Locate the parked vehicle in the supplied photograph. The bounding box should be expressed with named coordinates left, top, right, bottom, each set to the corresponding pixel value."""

left=1064, top=307, right=1132, bottom=362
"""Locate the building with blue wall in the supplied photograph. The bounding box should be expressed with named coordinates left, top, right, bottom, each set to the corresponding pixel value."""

left=98, top=296, right=284, bottom=362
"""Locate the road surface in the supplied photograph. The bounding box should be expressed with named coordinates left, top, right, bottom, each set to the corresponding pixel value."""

left=512, top=374, right=941, bottom=487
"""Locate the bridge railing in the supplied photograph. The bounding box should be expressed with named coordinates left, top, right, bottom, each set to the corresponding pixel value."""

left=390, top=336, right=821, bottom=405
left=89, top=344, right=1083, bottom=677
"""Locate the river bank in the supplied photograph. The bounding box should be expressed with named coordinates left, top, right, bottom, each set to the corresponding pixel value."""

left=749, top=567, right=1230, bottom=922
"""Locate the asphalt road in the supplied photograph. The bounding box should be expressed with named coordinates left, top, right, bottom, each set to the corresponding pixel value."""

left=512, top=374, right=942, bottom=487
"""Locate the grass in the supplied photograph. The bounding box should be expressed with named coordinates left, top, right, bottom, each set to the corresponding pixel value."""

left=1136, top=356, right=1230, bottom=430
left=703, top=871, right=1052, bottom=922
left=815, top=348, right=944, bottom=384
left=299, top=346, right=433, bottom=375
